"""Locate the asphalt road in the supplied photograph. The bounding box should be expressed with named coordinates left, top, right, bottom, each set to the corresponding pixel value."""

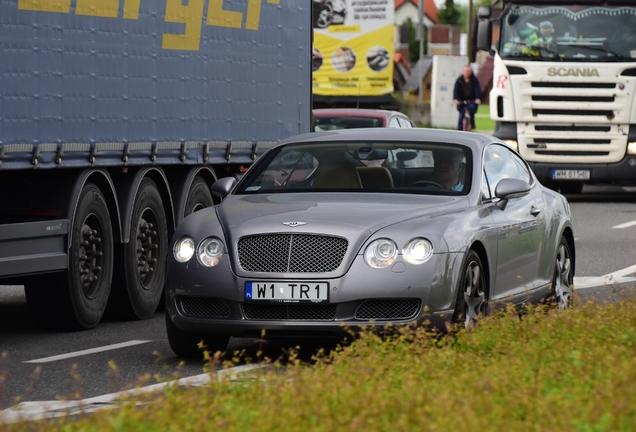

left=1, top=184, right=636, bottom=415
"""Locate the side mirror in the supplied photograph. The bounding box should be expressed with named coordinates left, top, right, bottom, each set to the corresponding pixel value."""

left=494, top=178, right=531, bottom=210
left=476, top=5, right=491, bottom=19
left=211, top=177, right=237, bottom=200
left=477, top=19, right=493, bottom=52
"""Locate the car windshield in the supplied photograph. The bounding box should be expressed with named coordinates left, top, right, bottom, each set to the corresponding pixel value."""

left=500, top=5, right=636, bottom=61
left=312, top=116, right=382, bottom=131
left=236, top=142, right=472, bottom=195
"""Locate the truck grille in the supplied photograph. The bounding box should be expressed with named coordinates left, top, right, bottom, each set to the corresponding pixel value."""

left=242, top=303, right=337, bottom=321
left=237, top=234, right=348, bottom=273
left=354, top=299, right=421, bottom=321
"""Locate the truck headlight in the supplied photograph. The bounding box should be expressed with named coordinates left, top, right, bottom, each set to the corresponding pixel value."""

left=502, top=140, right=518, bottom=152
left=197, top=237, right=224, bottom=267
left=403, top=238, right=433, bottom=265
left=364, top=238, right=398, bottom=268
left=174, top=237, right=195, bottom=263
left=628, top=142, right=636, bottom=155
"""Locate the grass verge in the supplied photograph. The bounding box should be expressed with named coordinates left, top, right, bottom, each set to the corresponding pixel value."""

left=6, top=299, right=636, bottom=431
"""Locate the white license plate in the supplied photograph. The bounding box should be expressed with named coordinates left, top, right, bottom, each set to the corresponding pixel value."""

left=245, top=282, right=329, bottom=302
left=551, top=170, right=590, bottom=180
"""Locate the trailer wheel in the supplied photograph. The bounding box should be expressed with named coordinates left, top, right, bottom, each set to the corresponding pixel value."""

left=183, top=176, right=213, bottom=216
left=110, top=178, right=168, bottom=320
left=25, top=183, right=114, bottom=330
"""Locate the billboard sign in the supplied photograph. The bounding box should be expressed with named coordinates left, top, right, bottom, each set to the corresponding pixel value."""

left=312, top=0, right=395, bottom=97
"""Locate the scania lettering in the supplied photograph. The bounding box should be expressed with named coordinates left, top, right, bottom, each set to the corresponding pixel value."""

left=477, top=1, right=636, bottom=194
left=0, top=1, right=311, bottom=329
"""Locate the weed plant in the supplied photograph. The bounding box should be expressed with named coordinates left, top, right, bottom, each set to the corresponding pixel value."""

left=5, top=299, right=636, bottom=431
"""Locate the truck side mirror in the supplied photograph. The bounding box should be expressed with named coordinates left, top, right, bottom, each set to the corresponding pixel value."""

left=477, top=5, right=491, bottom=20
left=477, top=19, right=493, bottom=53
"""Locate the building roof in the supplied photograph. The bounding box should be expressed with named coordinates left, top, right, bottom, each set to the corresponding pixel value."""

left=395, top=0, right=440, bottom=24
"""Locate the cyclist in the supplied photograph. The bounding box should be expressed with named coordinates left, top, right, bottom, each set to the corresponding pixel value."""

left=453, top=65, right=482, bottom=131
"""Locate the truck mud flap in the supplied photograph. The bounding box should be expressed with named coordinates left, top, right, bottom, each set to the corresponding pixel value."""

left=0, top=220, right=68, bottom=278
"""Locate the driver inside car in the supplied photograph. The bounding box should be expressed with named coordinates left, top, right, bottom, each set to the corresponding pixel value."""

left=422, top=150, right=464, bottom=191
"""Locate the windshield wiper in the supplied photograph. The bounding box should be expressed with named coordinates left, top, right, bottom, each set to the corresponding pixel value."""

left=562, top=44, right=626, bottom=60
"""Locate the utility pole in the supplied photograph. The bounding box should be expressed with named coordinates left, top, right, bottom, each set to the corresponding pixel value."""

left=467, top=0, right=473, bottom=61
left=418, top=0, right=425, bottom=102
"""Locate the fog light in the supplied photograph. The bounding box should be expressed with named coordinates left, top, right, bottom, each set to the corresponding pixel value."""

left=628, top=142, right=636, bottom=155
left=502, top=140, right=519, bottom=152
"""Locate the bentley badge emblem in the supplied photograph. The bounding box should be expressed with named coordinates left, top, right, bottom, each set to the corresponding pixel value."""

left=282, top=221, right=307, bottom=227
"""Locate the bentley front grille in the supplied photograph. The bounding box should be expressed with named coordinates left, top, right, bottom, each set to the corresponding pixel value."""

left=237, top=234, right=348, bottom=273
left=242, top=303, right=337, bottom=321
left=355, top=299, right=421, bottom=321
left=179, top=297, right=231, bottom=318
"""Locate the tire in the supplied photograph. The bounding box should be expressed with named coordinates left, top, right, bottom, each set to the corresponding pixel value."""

left=25, top=183, right=114, bottom=330
left=547, top=236, right=574, bottom=309
left=165, top=311, right=229, bottom=358
left=183, top=176, right=213, bottom=217
left=452, top=250, right=488, bottom=328
left=558, top=183, right=584, bottom=195
left=315, top=0, right=333, bottom=28
left=109, top=178, right=168, bottom=320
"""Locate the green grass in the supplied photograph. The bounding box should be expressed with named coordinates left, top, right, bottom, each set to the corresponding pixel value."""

left=7, top=299, right=636, bottom=431
left=475, top=104, right=495, bottom=133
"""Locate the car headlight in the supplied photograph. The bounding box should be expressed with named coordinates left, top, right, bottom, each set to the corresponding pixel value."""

left=173, top=237, right=195, bottom=263
left=403, top=238, right=433, bottom=265
left=197, top=237, right=224, bottom=267
left=364, top=238, right=398, bottom=268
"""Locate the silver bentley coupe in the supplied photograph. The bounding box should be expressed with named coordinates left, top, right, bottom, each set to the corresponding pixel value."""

left=165, top=129, right=575, bottom=357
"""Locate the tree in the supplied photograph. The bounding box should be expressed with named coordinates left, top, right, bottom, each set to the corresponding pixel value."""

left=403, top=18, right=427, bottom=65
left=437, top=0, right=462, bottom=25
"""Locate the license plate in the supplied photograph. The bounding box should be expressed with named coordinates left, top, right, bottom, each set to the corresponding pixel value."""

left=551, top=170, right=590, bottom=180
left=245, top=281, right=329, bottom=302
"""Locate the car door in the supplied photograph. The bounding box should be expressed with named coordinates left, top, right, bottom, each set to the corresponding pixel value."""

left=483, top=144, right=545, bottom=304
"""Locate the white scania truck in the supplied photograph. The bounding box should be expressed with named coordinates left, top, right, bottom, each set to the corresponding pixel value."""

left=477, top=0, right=636, bottom=193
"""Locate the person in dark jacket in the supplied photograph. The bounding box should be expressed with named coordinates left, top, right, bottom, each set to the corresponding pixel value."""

left=453, top=65, right=482, bottom=130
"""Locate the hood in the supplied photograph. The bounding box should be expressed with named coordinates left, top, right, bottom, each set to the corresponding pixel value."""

left=217, top=192, right=468, bottom=236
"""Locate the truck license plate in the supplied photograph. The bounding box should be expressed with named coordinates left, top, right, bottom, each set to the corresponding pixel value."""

left=551, top=170, right=590, bottom=180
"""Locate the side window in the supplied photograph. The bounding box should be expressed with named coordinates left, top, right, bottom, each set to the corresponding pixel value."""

left=483, top=144, right=531, bottom=196
left=388, top=117, right=401, bottom=128
left=397, top=117, right=412, bottom=128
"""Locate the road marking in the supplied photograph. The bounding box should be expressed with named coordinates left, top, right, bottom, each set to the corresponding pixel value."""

left=612, top=220, right=636, bottom=229
left=0, top=363, right=269, bottom=424
left=23, top=340, right=151, bottom=364
left=575, top=263, right=636, bottom=289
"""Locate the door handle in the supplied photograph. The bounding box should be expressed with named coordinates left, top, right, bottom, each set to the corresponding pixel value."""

left=530, top=206, right=541, bottom=217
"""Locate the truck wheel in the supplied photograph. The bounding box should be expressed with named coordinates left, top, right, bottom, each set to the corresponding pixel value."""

left=110, top=178, right=168, bottom=320
left=183, top=176, right=213, bottom=216
left=25, top=183, right=114, bottom=330
left=165, top=311, right=229, bottom=358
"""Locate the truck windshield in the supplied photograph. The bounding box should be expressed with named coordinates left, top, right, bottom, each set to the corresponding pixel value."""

left=500, top=5, right=636, bottom=61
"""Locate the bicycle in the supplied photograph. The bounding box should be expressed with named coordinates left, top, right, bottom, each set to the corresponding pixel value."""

left=459, top=100, right=473, bottom=132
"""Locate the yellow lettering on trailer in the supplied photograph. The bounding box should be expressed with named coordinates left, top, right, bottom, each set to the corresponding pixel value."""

left=162, top=0, right=205, bottom=51
left=123, top=0, right=141, bottom=19
left=18, top=0, right=70, bottom=14
left=207, top=0, right=243, bottom=29
left=76, top=0, right=118, bottom=18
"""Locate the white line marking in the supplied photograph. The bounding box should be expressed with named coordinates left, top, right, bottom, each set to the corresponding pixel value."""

left=575, top=263, right=636, bottom=289
left=612, top=220, right=636, bottom=229
left=24, top=340, right=151, bottom=364
left=0, top=363, right=268, bottom=424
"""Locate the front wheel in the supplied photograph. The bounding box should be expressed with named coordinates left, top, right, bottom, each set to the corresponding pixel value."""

left=452, top=250, right=488, bottom=328
left=547, top=237, right=573, bottom=309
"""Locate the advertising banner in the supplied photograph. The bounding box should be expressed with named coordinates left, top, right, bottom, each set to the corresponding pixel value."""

left=312, top=0, right=395, bottom=96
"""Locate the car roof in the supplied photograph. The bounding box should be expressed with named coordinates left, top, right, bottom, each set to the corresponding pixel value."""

left=312, top=108, right=408, bottom=119
left=280, top=128, right=495, bottom=153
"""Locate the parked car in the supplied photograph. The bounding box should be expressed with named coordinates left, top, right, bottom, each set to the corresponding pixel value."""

left=165, top=128, right=575, bottom=357
left=312, top=108, right=415, bottom=131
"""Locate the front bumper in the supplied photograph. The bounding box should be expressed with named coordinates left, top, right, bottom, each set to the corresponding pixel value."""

left=528, top=156, right=636, bottom=184
left=166, top=252, right=465, bottom=338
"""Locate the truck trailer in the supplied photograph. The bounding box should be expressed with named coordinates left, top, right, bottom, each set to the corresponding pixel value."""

left=477, top=0, right=636, bottom=193
left=0, top=0, right=311, bottom=329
